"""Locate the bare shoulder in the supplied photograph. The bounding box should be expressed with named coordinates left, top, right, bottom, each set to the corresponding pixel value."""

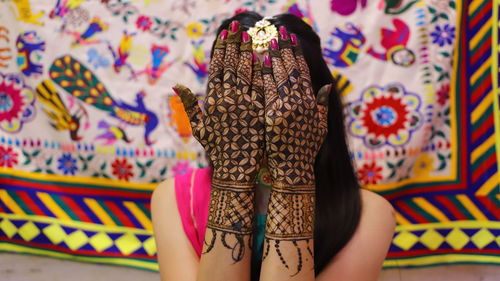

left=317, top=189, right=396, bottom=281
left=151, top=178, right=199, bottom=281
left=360, top=189, right=396, bottom=221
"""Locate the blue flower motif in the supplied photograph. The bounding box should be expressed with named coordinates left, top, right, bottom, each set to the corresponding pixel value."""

left=373, top=106, right=396, bottom=127
left=430, top=24, right=455, bottom=47
left=57, top=153, right=78, bottom=175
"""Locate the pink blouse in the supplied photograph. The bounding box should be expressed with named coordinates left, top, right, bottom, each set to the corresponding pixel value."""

left=174, top=167, right=212, bottom=256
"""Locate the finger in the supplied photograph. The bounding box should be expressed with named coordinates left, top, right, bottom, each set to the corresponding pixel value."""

left=277, top=26, right=300, bottom=90
left=223, top=20, right=242, bottom=98
left=262, top=54, right=279, bottom=112
left=290, top=33, right=314, bottom=102
left=269, top=38, right=291, bottom=101
left=316, top=84, right=332, bottom=134
left=172, top=84, right=203, bottom=134
left=249, top=53, right=265, bottom=163
left=236, top=31, right=253, bottom=97
left=208, top=29, right=227, bottom=98
left=250, top=53, right=265, bottom=117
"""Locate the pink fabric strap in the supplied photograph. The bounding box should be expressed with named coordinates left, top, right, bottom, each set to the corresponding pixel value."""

left=174, top=167, right=212, bottom=257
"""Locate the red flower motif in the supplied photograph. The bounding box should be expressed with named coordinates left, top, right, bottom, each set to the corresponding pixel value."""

left=437, top=84, right=450, bottom=106
left=361, top=95, right=408, bottom=139
left=111, top=158, right=134, bottom=181
left=357, top=162, right=383, bottom=185
left=0, top=146, right=18, bottom=167
left=136, top=15, right=152, bottom=31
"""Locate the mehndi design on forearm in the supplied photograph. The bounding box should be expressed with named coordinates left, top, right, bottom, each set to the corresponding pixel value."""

left=260, top=26, right=331, bottom=276
left=175, top=21, right=265, bottom=263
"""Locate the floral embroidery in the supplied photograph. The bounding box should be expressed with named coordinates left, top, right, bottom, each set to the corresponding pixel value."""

left=357, top=161, right=383, bottom=185
left=437, top=83, right=450, bottom=106
left=186, top=22, right=203, bottom=39
left=0, top=73, right=36, bottom=133
left=111, top=158, right=134, bottom=181
left=347, top=84, right=423, bottom=148
left=172, top=160, right=190, bottom=176
left=136, top=15, right=152, bottom=31
left=57, top=153, right=78, bottom=175
left=0, top=146, right=18, bottom=167
left=430, top=24, right=455, bottom=47
left=412, top=153, right=434, bottom=177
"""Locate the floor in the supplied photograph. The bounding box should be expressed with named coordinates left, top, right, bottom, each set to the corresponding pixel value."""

left=0, top=253, right=498, bottom=281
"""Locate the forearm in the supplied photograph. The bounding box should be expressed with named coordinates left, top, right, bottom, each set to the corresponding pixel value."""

left=259, top=186, right=316, bottom=281
left=197, top=178, right=256, bottom=281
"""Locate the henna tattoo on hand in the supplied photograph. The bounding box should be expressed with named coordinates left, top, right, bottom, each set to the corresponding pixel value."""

left=260, top=26, right=331, bottom=276
left=176, top=21, right=266, bottom=264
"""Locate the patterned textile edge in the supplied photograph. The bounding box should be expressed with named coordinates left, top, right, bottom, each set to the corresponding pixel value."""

left=0, top=175, right=158, bottom=270
left=383, top=0, right=500, bottom=268
left=0, top=213, right=157, bottom=271
left=494, top=0, right=500, bottom=174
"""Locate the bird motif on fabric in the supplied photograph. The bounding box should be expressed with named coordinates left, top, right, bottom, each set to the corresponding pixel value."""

left=49, top=0, right=85, bottom=19
left=36, top=80, right=88, bottom=141
left=95, top=120, right=132, bottom=145
left=184, top=40, right=208, bottom=84
left=49, top=55, right=159, bottom=146
left=106, top=31, right=136, bottom=74
left=67, top=17, right=108, bottom=47
left=367, top=18, right=415, bottom=67
left=132, top=44, right=174, bottom=85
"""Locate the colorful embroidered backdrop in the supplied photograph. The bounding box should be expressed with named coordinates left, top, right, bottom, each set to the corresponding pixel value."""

left=0, top=0, right=498, bottom=271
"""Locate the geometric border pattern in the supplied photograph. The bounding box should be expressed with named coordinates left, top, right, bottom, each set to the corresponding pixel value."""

left=0, top=213, right=157, bottom=271
left=383, top=0, right=500, bottom=267
left=1, top=0, right=499, bottom=271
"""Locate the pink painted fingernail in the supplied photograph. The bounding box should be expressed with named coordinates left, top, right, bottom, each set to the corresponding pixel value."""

left=290, top=33, right=298, bottom=46
left=270, top=38, right=278, bottom=50
left=264, top=55, right=271, bottom=67
left=279, top=26, right=288, bottom=40
left=220, top=29, right=228, bottom=40
left=252, top=52, right=258, bottom=62
left=242, top=31, right=249, bottom=43
left=230, top=20, right=239, bottom=33
left=172, top=87, right=179, bottom=96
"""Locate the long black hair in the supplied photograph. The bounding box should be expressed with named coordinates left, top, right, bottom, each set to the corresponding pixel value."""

left=211, top=12, right=362, bottom=276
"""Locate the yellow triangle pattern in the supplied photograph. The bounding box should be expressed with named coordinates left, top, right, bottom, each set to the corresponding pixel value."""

left=0, top=217, right=156, bottom=256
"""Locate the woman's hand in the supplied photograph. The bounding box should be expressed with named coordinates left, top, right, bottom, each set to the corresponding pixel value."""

left=262, top=30, right=330, bottom=190
left=174, top=21, right=264, bottom=279
left=259, top=26, right=332, bottom=280
left=175, top=22, right=265, bottom=186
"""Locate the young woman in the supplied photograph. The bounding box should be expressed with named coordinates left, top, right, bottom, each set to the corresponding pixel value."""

left=151, top=12, right=395, bottom=281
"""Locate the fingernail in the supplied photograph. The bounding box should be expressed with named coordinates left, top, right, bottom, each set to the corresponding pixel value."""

left=242, top=31, right=249, bottom=43
left=172, top=87, right=179, bottom=96
left=220, top=29, right=228, bottom=41
left=290, top=33, right=298, bottom=46
left=264, top=55, right=271, bottom=67
left=270, top=38, right=278, bottom=50
left=230, top=20, right=239, bottom=33
left=252, top=52, right=258, bottom=62
left=279, top=26, right=288, bottom=40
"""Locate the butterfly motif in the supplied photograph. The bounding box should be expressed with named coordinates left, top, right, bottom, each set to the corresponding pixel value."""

left=86, top=48, right=110, bottom=69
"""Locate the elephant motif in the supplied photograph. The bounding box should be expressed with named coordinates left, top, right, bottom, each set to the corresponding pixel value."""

left=323, top=23, right=366, bottom=67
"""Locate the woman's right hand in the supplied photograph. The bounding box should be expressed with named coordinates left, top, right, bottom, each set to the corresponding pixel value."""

left=174, top=21, right=266, bottom=185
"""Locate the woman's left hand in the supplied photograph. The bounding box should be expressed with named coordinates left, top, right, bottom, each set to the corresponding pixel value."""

left=262, top=29, right=331, bottom=192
